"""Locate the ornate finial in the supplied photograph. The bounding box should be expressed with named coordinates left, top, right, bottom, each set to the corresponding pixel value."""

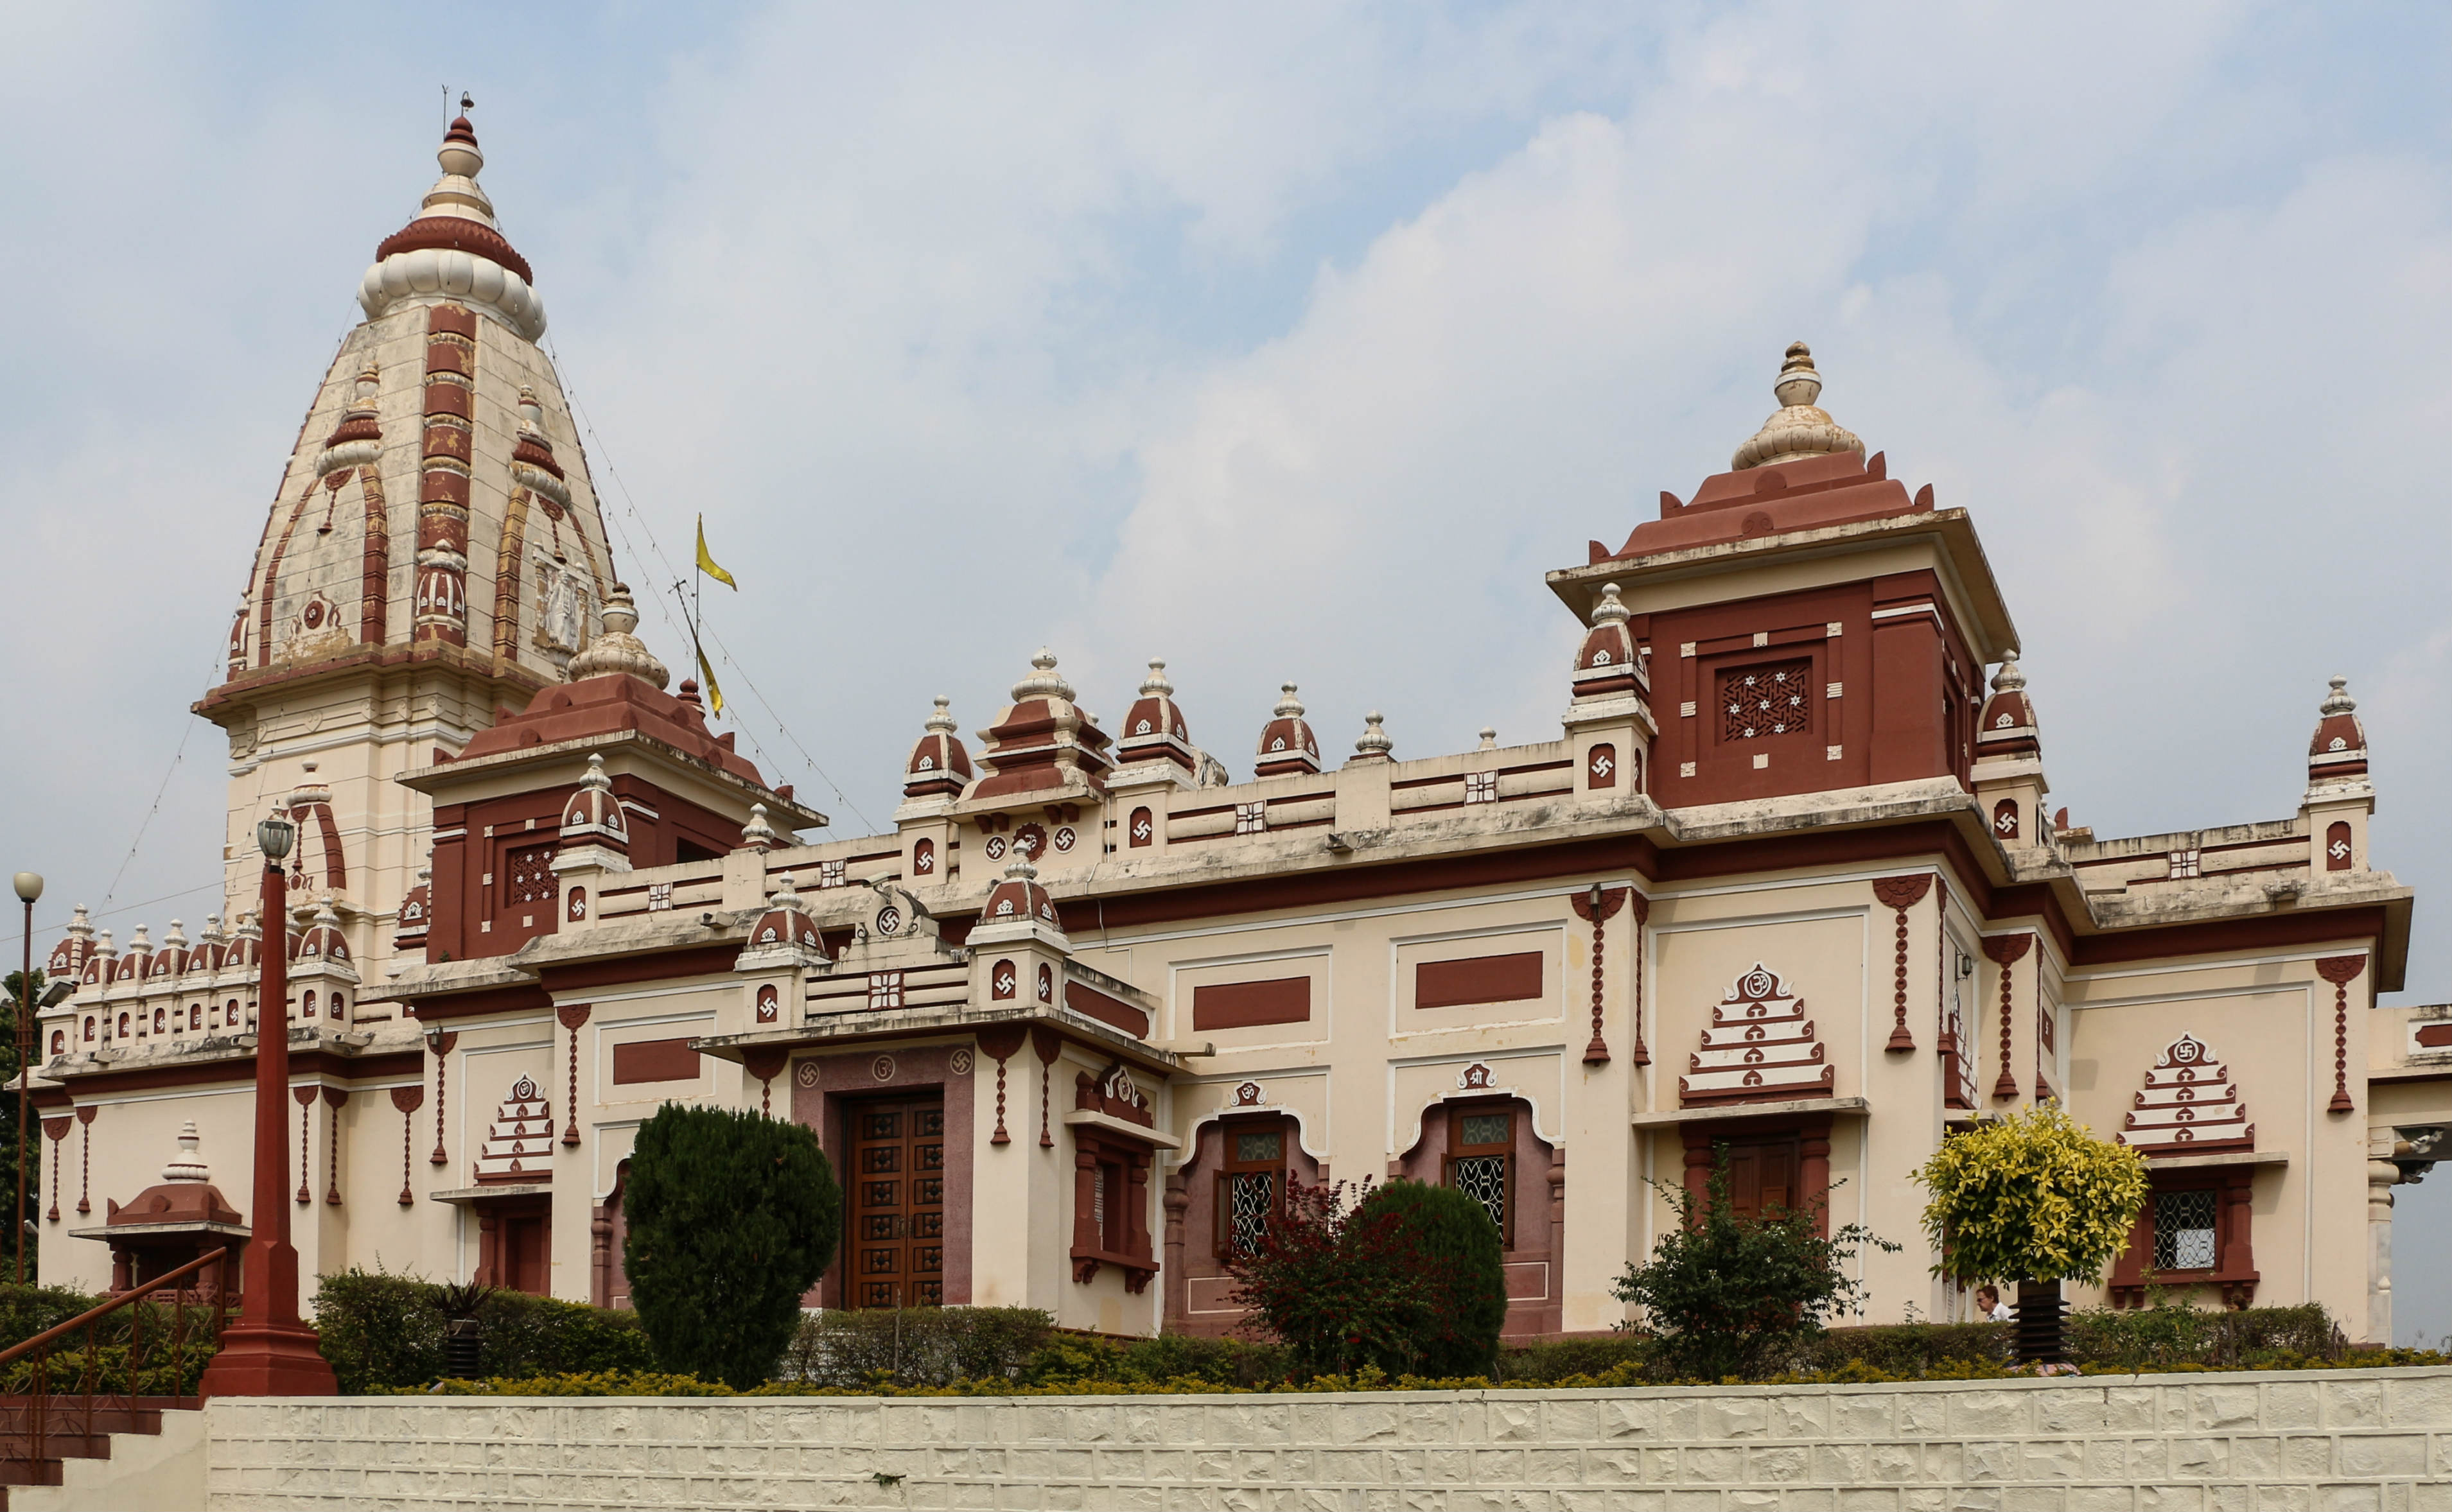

left=579, top=752, right=613, bottom=795
left=740, top=803, right=780, bottom=853
left=352, top=360, right=379, bottom=406
left=165, top=919, right=188, bottom=950
left=567, top=584, right=669, bottom=689
left=925, top=696, right=958, bottom=735
left=677, top=679, right=703, bottom=709
left=1355, top=710, right=1393, bottom=760
left=1005, top=857, right=1040, bottom=883
left=1589, top=582, right=1629, bottom=627
left=1992, top=650, right=2026, bottom=693
left=1139, top=659, right=1173, bottom=698
left=516, top=383, right=544, bottom=433
left=1731, top=340, right=1865, bottom=471
left=162, top=1122, right=209, bottom=1185
left=771, top=872, right=802, bottom=908
left=1478, top=727, right=1498, bottom=751
left=2321, top=675, right=2356, bottom=716
left=1274, top=684, right=1305, bottom=719
left=1010, top=649, right=1074, bottom=702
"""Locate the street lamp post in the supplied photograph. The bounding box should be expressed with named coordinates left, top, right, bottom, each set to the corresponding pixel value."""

left=12, top=871, right=39, bottom=1285
left=197, top=812, right=337, bottom=1397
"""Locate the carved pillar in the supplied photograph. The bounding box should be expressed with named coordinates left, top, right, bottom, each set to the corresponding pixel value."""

left=1161, top=1174, right=1189, bottom=1330
left=429, top=1030, right=458, bottom=1164
left=742, top=1047, right=789, bottom=1118
left=591, top=1206, right=615, bottom=1310
left=293, top=1086, right=319, bottom=1204
left=2369, top=1152, right=2399, bottom=1346
left=1800, top=1118, right=1833, bottom=1239
left=1570, top=885, right=1627, bottom=1064
left=2317, top=956, right=2365, bottom=1114
left=1032, top=1026, right=1061, bottom=1150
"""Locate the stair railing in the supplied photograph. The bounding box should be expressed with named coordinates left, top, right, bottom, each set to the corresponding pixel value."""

left=0, top=1246, right=233, bottom=1480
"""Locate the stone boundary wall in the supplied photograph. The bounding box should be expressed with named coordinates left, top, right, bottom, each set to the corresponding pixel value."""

left=202, top=1367, right=2452, bottom=1511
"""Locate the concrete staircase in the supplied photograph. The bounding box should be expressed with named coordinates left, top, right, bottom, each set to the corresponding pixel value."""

left=0, top=1398, right=204, bottom=1511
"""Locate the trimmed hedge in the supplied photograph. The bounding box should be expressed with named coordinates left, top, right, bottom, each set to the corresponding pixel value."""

left=312, top=1269, right=651, bottom=1393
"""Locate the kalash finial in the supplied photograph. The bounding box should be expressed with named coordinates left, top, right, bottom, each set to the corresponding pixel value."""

left=1731, top=341, right=1866, bottom=472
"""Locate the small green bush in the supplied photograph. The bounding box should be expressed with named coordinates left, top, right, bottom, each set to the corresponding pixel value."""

left=0, top=1281, right=110, bottom=1353
left=1612, top=1152, right=1896, bottom=1382
left=2068, top=1299, right=2344, bottom=1371
left=626, top=1104, right=842, bottom=1390
left=311, top=1267, right=651, bottom=1393
left=782, top=1307, right=1057, bottom=1387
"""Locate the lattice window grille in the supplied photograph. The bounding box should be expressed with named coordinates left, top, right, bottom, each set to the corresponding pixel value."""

left=1450, top=1153, right=1507, bottom=1236
left=504, top=844, right=559, bottom=905
left=1464, top=772, right=1498, bottom=804
left=2153, top=1189, right=2219, bottom=1269
left=646, top=883, right=673, bottom=912
left=868, top=971, right=905, bottom=1010
left=1235, top=803, right=1267, bottom=835
left=2168, top=849, right=2201, bottom=880
left=819, top=860, right=847, bottom=888
left=1719, top=661, right=1813, bottom=742
left=1227, top=1170, right=1274, bottom=1256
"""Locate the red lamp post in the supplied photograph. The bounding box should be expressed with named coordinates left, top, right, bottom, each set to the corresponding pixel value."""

left=198, top=812, right=337, bottom=1397
left=12, top=871, right=40, bottom=1285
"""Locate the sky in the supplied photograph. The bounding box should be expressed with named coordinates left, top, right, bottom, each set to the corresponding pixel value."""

left=5, top=1, right=2451, bottom=1340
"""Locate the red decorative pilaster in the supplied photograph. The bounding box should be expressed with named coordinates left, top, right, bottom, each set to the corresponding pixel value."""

left=1872, top=874, right=1933, bottom=1052
left=293, top=1086, right=318, bottom=1204
left=358, top=465, right=390, bottom=646
left=413, top=304, right=475, bottom=645
left=742, top=1047, right=789, bottom=1118
left=75, top=1106, right=94, bottom=1215
left=42, top=1118, right=68, bottom=1222
left=1032, top=1026, right=1061, bottom=1149
left=557, top=1005, right=591, bottom=1144
left=977, top=1025, right=1028, bottom=1145
left=1570, top=885, right=1629, bottom=1064
left=322, top=1086, right=349, bottom=1204
left=1983, top=934, right=2035, bottom=1100
left=2316, top=955, right=2365, bottom=1113
left=390, top=1086, right=424, bottom=1205
left=429, top=1030, right=458, bottom=1164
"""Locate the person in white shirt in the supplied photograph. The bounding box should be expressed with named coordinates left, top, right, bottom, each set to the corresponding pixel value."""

left=1974, top=1283, right=2014, bottom=1322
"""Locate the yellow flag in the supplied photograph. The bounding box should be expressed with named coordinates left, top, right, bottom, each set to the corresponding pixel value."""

left=696, top=515, right=738, bottom=590
left=696, top=649, right=727, bottom=717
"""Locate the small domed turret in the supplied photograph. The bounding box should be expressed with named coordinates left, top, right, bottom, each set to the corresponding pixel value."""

left=1116, top=660, right=1198, bottom=774
left=2308, top=676, right=2369, bottom=784
left=1255, top=684, right=1322, bottom=778
left=904, top=697, right=975, bottom=799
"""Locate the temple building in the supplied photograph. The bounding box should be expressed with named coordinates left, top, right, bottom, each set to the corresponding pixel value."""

left=30, top=118, right=2452, bottom=1344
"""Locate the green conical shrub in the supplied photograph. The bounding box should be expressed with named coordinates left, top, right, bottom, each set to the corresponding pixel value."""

left=624, top=1103, right=841, bottom=1389
left=1354, top=1179, right=1509, bottom=1377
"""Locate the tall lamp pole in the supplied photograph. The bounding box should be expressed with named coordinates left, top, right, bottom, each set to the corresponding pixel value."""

left=197, top=812, right=337, bottom=1397
left=11, top=872, right=39, bottom=1285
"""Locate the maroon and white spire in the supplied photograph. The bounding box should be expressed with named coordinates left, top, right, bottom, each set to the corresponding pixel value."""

left=2307, top=676, right=2369, bottom=786
left=358, top=111, right=547, bottom=340
left=1254, top=684, right=1322, bottom=778
left=904, top=697, right=974, bottom=799
left=1116, top=661, right=1198, bottom=775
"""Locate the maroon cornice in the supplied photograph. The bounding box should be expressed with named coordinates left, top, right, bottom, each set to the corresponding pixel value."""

left=374, top=216, right=535, bottom=286
left=46, top=1046, right=423, bottom=1099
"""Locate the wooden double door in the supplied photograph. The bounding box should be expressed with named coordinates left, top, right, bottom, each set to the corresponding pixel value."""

left=846, top=1096, right=945, bottom=1308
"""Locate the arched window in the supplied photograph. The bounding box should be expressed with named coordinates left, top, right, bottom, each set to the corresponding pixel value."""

left=49, top=1030, right=63, bottom=1056
left=82, top=1017, right=94, bottom=1043
left=2327, top=821, right=2353, bottom=871
left=302, top=990, right=317, bottom=1019
left=189, top=1003, right=202, bottom=1031
left=331, top=993, right=345, bottom=1020
left=152, top=1007, right=166, bottom=1034
left=1128, top=807, right=1155, bottom=847
left=225, top=998, right=239, bottom=1027
left=913, top=838, right=936, bottom=876
left=116, top=1012, right=129, bottom=1039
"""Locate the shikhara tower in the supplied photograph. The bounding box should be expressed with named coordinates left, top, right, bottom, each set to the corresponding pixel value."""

left=197, top=111, right=617, bottom=980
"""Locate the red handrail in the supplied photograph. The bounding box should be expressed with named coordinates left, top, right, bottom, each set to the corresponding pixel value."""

left=0, top=1246, right=234, bottom=1481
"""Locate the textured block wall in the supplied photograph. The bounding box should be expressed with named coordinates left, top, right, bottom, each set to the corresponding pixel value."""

left=203, top=1367, right=2452, bottom=1510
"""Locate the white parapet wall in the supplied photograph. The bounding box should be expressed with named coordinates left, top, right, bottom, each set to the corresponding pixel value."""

left=196, top=1368, right=2452, bottom=1510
